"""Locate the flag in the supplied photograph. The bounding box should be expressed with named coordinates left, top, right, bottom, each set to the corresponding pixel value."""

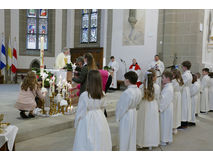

left=11, top=38, right=17, bottom=73
left=0, top=37, right=6, bottom=70
left=7, top=37, right=12, bottom=70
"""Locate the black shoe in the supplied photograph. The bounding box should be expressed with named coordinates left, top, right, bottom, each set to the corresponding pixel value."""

left=177, top=126, right=187, bottom=129
left=195, top=113, right=198, bottom=117
left=28, top=113, right=35, bottom=118
left=209, top=110, right=213, bottom=112
left=200, top=111, right=207, bottom=113
left=20, top=111, right=29, bottom=119
left=188, top=122, right=196, bottom=126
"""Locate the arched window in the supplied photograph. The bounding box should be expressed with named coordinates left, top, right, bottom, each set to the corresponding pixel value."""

left=81, top=9, right=98, bottom=43
left=26, top=9, right=48, bottom=50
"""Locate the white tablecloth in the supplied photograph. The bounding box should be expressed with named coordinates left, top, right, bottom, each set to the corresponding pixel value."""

left=0, top=125, right=18, bottom=151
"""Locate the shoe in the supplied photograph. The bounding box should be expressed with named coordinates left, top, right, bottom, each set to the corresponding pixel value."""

left=195, top=113, right=198, bottom=116
left=188, top=122, right=196, bottom=126
left=209, top=110, right=213, bottom=112
left=20, top=111, right=29, bottom=119
left=28, top=113, right=35, bottom=118
left=200, top=111, right=207, bottom=113
left=177, top=126, right=187, bottom=129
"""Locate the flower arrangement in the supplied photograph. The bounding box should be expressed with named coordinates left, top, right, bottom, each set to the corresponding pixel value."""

left=32, top=68, right=57, bottom=88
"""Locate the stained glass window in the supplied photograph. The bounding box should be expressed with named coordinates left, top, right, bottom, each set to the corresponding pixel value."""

left=81, top=9, right=98, bottom=43
left=26, top=9, right=48, bottom=50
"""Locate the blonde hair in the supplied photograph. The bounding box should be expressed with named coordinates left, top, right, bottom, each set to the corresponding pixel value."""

left=143, top=69, right=156, bottom=101
left=172, top=69, right=184, bottom=86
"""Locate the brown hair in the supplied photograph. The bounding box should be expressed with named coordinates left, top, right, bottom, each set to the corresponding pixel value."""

left=209, top=72, right=213, bottom=78
left=124, top=71, right=138, bottom=84
left=202, top=68, right=209, bottom=73
left=86, top=70, right=104, bottom=99
left=192, top=74, right=197, bottom=84
left=162, top=70, right=173, bottom=81
left=143, top=69, right=156, bottom=101
left=84, top=53, right=97, bottom=71
left=21, top=71, right=38, bottom=91
left=195, top=72, right=201, bottom=79
left=182, top=61, right=191, bottom=70
left=172, top=69, right=184, bottom=86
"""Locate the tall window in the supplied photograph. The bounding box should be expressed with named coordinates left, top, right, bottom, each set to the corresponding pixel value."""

left=81, top=9, right=98, bottom=43
left=26, top=9, right=48, bottom=50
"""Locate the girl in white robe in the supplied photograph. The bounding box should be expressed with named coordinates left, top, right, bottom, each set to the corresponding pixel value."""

left=208, top=72, right=213, bottom=112
left=137, top=69, right=160, bottom=150
left=200, top=68, right=210, bottom=113
left=116, top=71, right=142, bottom=151
left=189, top=74, right=200, bottom=125
left=159, top=71, right=174, bottom=146
left=171, top=69, right=184, bottom=133
left=180, top=61, right=192, bottom=128
left=73, top=70, right=112, bottom=151
left=195, top=72, right=201, bottom=115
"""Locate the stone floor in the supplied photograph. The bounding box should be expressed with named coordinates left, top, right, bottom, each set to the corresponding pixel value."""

left=1, top=84, right=213, bottom=151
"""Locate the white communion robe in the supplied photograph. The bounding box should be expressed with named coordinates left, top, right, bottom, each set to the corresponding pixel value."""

left=190, top=81, right=200, bottom=123
left=73, top=92, right=112, bottom=151
left=209, top=78, right=213, bottom=111
left=159, top=83, right=174, bottom=143
left=55, top=52, right=67, bottom=69
left=116, top=85, right=142, bottom=151
left=108, top=60, right=119, bottom=89
left=181, top=70, right=192, bottom=122
left=137, top=83, right=160, bottom=148
left=149, top=60, right=165, bottom=88
left=200, top=75, right=210, bottom=112
left=196, top=79, right=201, bottom=114
left=172, top=79, right=182, bottom=129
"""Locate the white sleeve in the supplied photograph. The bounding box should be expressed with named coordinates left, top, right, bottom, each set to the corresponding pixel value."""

left=159, top=89, right=173, bottom=112
left=116, top=92, right=131, bottom=122
left=74, top=93, right=87, bottom=128
left=114, top=62, right=119, bottom=72
left=190, top=84, right=199, bottom=97
left=159, top=62, right=165, bottom=74
left=154, top=84, right=161, bottom=102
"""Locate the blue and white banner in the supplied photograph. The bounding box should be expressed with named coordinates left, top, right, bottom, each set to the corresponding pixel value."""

left=0, top=38, right=6, bottom=70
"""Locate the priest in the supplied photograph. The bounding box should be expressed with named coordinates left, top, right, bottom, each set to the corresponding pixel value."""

left=129, top=58, right=142, bottom=87
left=149, top=55, right=165, bottom=87
left=108, top=56, right=119, bottom=89
left=55, top=47, right=70, bottom=69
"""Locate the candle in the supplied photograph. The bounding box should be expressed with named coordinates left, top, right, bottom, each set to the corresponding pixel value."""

left=42, top=73, right=45, bottom=88
left=40, top=36, right=44, bottom=75
left=52, top=76, right=55, bottom=93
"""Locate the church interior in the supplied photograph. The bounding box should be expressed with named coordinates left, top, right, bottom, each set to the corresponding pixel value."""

left=1, top=8, right=213, bottom=152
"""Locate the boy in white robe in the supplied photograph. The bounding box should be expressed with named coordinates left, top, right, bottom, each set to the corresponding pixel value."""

left=108, top=56, right=119, bottom=89
left=178, top=61, right=192, bottom=129
left=149, top=55, right=165, bottom=88
left=116, top=71, right=142, bottom=151
left=200, top=68, right=210, bottom=113
left=209, top=72, right=213, bottom=112
left=159, top=71, right=174, bottom=146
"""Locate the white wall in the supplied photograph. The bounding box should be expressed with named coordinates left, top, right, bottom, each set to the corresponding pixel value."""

left=111, top=9, right=159, bottom=76
left=66, top=9, right=75, bottom=48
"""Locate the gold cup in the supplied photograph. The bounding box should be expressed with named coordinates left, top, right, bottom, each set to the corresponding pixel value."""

left=64, top=57, right=68, bottom=65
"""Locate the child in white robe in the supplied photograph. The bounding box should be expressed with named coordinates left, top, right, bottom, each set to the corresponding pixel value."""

left=189, top=74, right=200, bottom=126
left=195, top=72, right=201, bottom=116
left=179, top=61, right=192, bottom=128
left=208, top=72, right=213, bottom=112
left=159, top=71, right=174, bottom=146
left=200, top=68, right=210, bottom=113
left=172, top=69, right=184, bottom=134
left=73, top=70, right=112, bottom=151
left=116, top=71, right=142, bottom=151
left=137, top=69, right=160, bottom=150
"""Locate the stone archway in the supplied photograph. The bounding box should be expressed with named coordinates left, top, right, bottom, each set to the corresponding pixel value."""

left=30, top=59, right=40, bottom=69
